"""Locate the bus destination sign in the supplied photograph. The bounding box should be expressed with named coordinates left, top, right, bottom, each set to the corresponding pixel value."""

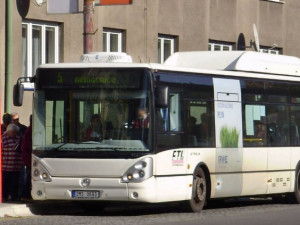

left=37, top=68, right=143, bottom=89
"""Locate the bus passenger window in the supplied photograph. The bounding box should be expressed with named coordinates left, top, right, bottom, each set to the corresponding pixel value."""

left=169, top=93, right=182, bottom=131
left=243, top=104, right=289, bottom=147
left=187, top=101, right=215, bottom=147
left=287, top=106, right=300, bottom=146
left=154, top=72, right=214, bottom=150
left=155, top=92, right=182, bottom=132
left=243, top=104, right=267, bottom=147
left=266, top=105, right=288, bottom=147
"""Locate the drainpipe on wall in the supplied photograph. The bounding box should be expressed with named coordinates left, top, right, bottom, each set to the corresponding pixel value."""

left=5, top=0, right=13, bottom=112
left=83, top=0, right=95, bottom=54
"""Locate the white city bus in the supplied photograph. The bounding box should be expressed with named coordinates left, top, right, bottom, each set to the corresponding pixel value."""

left=21, top=51, right=300, bottom=212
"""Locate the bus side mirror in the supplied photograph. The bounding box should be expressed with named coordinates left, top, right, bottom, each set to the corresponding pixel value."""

left=13, top=83, right=24, bottom=107
left=155, top=86, right=169, bottom=108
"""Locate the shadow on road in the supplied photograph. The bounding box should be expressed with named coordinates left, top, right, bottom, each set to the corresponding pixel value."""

left=27, top=197, right=277, bottom=217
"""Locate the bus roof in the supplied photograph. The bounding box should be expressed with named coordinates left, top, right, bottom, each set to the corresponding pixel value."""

left=164, top=51, right=300, bottom=76
left=38, top=51, right=300, bottom=78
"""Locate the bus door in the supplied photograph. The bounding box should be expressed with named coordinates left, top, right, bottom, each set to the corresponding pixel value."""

left=213, top=78, right=244, bottom=198
left=266, top=96, right=291, bottom=194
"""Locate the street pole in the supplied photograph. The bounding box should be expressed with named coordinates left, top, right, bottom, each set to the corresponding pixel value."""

left=0, top=97, right=2, bottom=203
left=5, top=0, right=13, bottom=112
left=83, top=0, right=95, bottom=53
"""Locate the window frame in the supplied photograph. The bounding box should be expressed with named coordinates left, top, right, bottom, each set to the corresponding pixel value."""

left=22, top=21, right=59, bottom=89
left=261, top=0, right=284, bottom=4
left=102, top=29, right=124, bottom=53
left=259, top=48, right=280, bottom=55
left=208, top=42, right=233, bottom=51
left=158, top=35, right=176, bottom=64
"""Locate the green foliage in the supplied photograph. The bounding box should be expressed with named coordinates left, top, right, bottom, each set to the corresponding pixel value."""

left=220, top=126, right=239, bottom=148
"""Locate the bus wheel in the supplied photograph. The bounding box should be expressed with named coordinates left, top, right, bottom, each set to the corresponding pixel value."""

left=288, top=169, right=300, bottom=204
left=187, top=167, right=207, bottom=212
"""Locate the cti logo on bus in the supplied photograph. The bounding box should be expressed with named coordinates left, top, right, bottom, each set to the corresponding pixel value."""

left=172, top=150, right=184, bottom=166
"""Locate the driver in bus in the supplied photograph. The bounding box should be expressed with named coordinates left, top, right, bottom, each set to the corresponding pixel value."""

left=85, top=114, right=113, bottom=141
left=131, top=107, right=149, bottom=144
left=133, top=107, right=149, bottom=129
left=85, top=114, right=104, bottom=141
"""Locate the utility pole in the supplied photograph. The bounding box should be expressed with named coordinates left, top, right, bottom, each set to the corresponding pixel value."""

left=0, top=98, right=2, bottom=203
left=5, top=0, right=13, bottom=112
left=83, top=0, right=95, bottom=53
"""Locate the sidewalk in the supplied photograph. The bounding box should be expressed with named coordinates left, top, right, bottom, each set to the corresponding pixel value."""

left=0, top=201, right=83, bottom=218
left=0, top=203, right=34, bottom=217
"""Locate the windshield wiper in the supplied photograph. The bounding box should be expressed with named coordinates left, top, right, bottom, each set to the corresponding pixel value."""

left=94, top=147, right=127, bottom=151
left=50, top=143, right=69, bottom=151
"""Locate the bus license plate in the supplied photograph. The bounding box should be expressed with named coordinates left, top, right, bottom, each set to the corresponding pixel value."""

left=72, top=190, right=100, bottom=199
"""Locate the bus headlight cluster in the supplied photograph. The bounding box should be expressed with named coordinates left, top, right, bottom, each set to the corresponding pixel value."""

left=32, top=156, right=52, bottom=182
left=122, top=158, right=153, bottom=183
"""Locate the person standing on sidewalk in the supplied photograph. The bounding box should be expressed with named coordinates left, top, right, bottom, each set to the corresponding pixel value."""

left=20, top=115, right=32, bottom=199
left=2, top=124, right=22, bottom=202
left=1, top=113, right=11, bottom=135
left=11, top=112, right=27, bottom=138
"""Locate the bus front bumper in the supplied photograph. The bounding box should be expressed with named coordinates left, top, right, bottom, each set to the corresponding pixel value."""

left=31, top=176, right=157, bottom=202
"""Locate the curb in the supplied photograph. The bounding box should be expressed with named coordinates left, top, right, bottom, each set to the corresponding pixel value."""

left=0, top=204, right=35, bottom=218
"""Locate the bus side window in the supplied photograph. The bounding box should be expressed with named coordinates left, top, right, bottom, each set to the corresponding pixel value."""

left=154, top=72, right=214, bottom=150
left=187, top=100, right=215, bottom=147
left=243, top=104, right=267, bottom=147
left=243, top=104, right=289, bottom=147
left=289, top=85, right=300, bottom=146
left=266, top=105, right=288, bottom=147
left=156, top=91, right=184, bottom=150
left=286, top=106, right=300, bottom=146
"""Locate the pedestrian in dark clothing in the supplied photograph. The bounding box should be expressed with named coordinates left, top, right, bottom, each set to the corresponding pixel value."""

left=2, top=124, right=22, bottom=202
left=20, top=115, right=32, bottom=199
left=1, top=113, right=11, bottom=135
left=11, top=112, right=27, bottom=138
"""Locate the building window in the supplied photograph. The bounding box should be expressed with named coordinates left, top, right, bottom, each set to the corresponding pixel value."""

left=259, top=47, right=281, bottom=55
left=208, top=41, right=233, bottom=51
left=22, top=21, right=59, bottom=81
left=261, top=0, right=284, bottom=3
left=103, top=29, right=124, bottom=52
left=158, top=35, right=177, bottom=64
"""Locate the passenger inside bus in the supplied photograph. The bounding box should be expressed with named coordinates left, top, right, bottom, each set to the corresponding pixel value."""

left=187, top=116, right=197, bottom=136
left=130, top=107, right=149, bottom=143
left=85, top=114, right=112, bottom=141
left=256, top=121, right=267, bottom=147
left=197, top=113, right=213, bottom=147
left=267, top=113, right=282, bottom=146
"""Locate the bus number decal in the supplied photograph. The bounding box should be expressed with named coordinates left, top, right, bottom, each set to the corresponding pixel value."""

left=172, top=150, right=184, bottom=166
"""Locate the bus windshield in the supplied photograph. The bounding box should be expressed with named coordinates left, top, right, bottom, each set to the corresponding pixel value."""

left=33, top=68, right=152, bottom=157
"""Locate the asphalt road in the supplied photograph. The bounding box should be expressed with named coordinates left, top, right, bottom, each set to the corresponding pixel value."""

left=0, top=199, right=300, bottom=225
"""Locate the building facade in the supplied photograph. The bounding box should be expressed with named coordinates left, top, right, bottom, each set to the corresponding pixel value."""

left=1, top=0, right=300, bottom=125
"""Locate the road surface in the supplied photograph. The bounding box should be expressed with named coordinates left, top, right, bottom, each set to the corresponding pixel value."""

left=0, top=198, right=299, bottom=225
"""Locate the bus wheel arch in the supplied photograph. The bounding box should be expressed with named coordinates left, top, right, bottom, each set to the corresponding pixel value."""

left=183, top=162, right=211, bottom=212
left=197, top=162, right=211, bottom=200
left=289, top=162, right=300, bottom=204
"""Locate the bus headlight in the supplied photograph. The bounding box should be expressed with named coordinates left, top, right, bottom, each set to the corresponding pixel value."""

left=32, top=158, right=52, bottom=182
left=122, top=158, right=153, bottom=183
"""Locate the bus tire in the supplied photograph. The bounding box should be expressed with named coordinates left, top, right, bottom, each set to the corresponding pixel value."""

left=185, top=167, right=207, bottom=212
left=288, top=168, right=300, bottom=204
